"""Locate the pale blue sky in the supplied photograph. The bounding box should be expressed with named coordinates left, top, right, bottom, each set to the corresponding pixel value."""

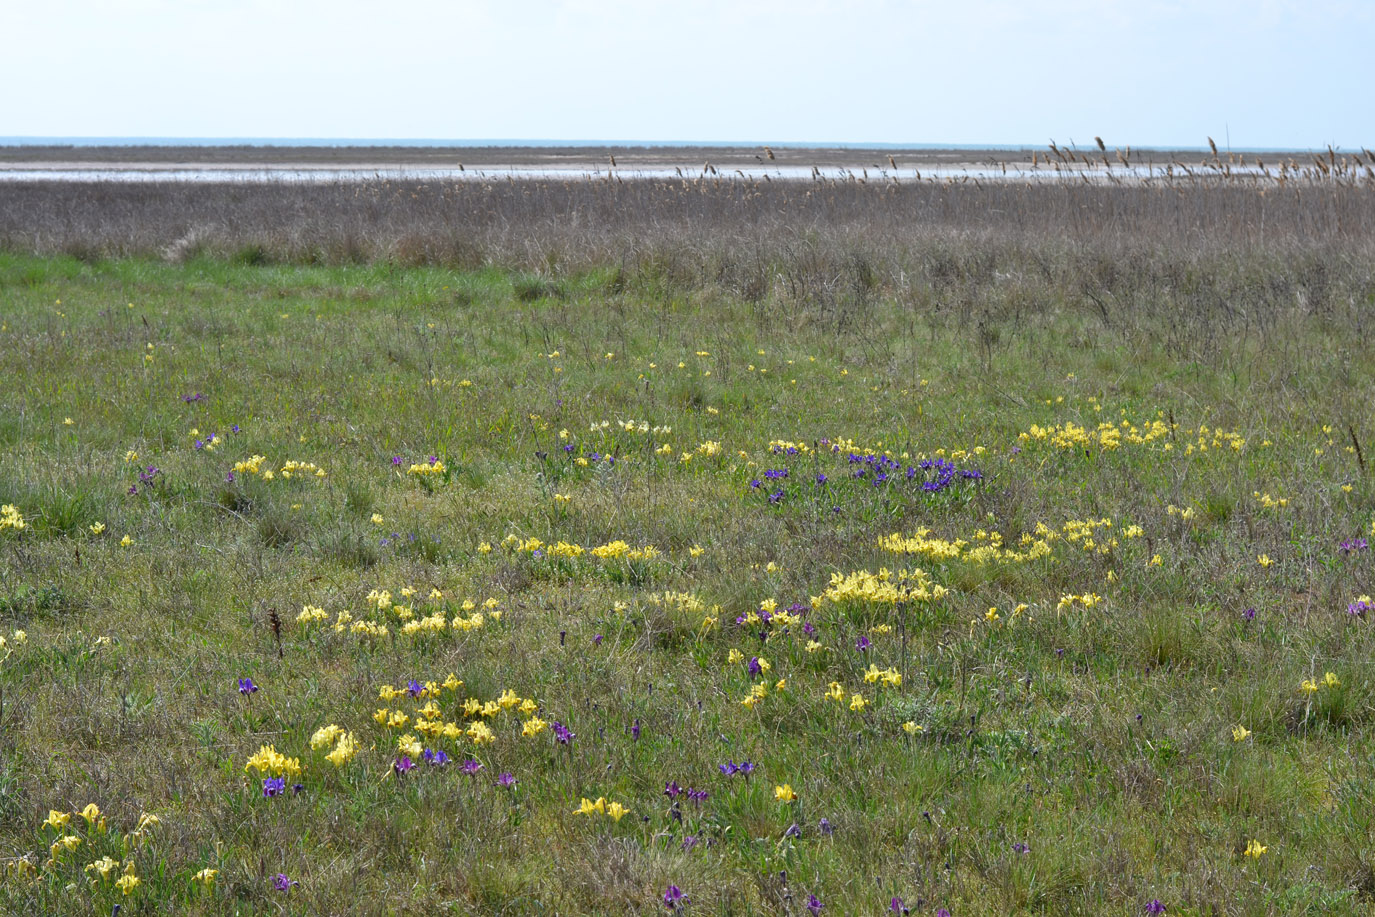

left=5, top=0, right=1370, bottom=148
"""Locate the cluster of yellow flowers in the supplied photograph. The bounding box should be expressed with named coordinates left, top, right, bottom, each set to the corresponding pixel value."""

left=1253, top=491, right=1289, bottom=509
left=374, top=676, right=541, bottom=749
left=38, top=804, right=157, bottom=887
left=588, top=540, right=659, bottom=561
left=244, top=744, right=303, bottom=777
left=407, top=460, right=446, bottom=476
left=741, top=679, right=786, bottom=708
left=878, top=526, right=1054, bottom=564
left=1183, top=425, right=1247, bottom=455
left=232, top=455, right=266, bottom=474
left=1056, top=592, right=1104, bottom=613
left=1019, top=415, right=1243, bottom=454
left=502, top=535, right=660, bottom=562
left=310, top=725, right=360, bottom=766
left=0, top=504, right=25, bottom=531
left=297, top=604, right=328, bottom=623
left=863, top=664, right=903, bottom=687
left=573, top=796, right=630, bottom=821
left=229, top=455, right=325, bottom=480
left=86, top=857, right=141, bottom=895
left=823, top=567, right=948, bottom=605
left=280, top=459, right=326, bottom=479
left=1299, top=672, right=1341, bottom=694
left=1020, top=418, right=1171, bottom=451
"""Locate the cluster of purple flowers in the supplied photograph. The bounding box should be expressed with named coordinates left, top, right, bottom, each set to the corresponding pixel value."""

left=719, top=759, right=755, bottom=776
left=422, top=749, right=450, bottom=767
left=181, top=392, right=206, bottom=403
left=552, top=721, right=575, bottom=745
left=753, top=447, right=981, bottom=510
left=1348, top=598, right=1372, bottom=617
left=663, top=781, right=709, bottom=804
left=128, top=465, right=162, bottom=495
left=1340, top=537, right=1369, bottom=555
left=261, top=777, right=303, bottom=799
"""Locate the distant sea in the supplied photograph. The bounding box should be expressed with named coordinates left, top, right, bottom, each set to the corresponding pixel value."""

left=0, top=137, right=1247, bottom=153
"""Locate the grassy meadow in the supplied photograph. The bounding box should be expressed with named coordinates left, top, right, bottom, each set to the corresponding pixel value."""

left=2, top=173, right=1375, bottom=914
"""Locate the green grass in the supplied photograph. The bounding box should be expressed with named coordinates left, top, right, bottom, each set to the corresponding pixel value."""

left=1, top=248, right=1375, bottom=914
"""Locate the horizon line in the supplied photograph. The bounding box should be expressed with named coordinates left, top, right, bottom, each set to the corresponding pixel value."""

left=0, top=136, right=1356, bottom=155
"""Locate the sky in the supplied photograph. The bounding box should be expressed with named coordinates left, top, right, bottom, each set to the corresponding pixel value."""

left=4, top=0, right=1371, bottom=149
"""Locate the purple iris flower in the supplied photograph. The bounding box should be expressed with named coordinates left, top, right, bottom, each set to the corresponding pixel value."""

left=393, top=756, right=415, bottom=773
left=856, top=635, right=871, bottom=652
left=406, top=679, right=424, bottom=697
left=747, top=657, right=763, bottom=676
left=460, top=758, right=483, bottom=775
left=1145, top=902, right=1165, bottom=915
left=663, top=885, right=689, bottom=909
left=272, top=873, right=298, bottom=892
left=806, top=894, right=823, bottom=915
left=552, top=721, right=575, bottom=745
left=238, top=677, right=259, bottom=695
left=496, top=772, right=517, bottom=787
left=262, top=777, right=286, bottom=798
left=890, top=898, right=909, bottom=914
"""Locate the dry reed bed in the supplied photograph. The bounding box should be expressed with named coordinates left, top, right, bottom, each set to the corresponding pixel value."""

left=2, top=176, right=1374, bottom=350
